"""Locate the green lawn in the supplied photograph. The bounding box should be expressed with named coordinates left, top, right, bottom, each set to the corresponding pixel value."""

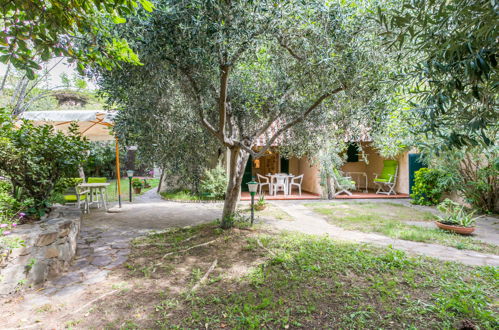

left=69, top=224, right=498, bottom=329
left=105, top=178, right=160, bottom=202
left=306, top=202, right=499, bottom=254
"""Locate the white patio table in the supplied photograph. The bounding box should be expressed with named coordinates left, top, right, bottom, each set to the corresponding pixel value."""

left=267, top=173, right=294, bottom=195
left=78, top=182, right=110, bottom=211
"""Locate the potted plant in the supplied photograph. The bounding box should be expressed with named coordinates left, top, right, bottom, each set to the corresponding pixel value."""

left=435, top=199, right=479, bottom=235
left=254, top=195, right=267, bottom=211
left=132, top=178, right=144, bottom=194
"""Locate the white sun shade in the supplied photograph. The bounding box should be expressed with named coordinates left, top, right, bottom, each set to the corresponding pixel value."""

left=18, top=110, right=116, bottom=141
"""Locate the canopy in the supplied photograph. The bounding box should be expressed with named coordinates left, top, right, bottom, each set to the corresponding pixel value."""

left=18, top=110, right=123, bottom=207
left=19, top=110, right=116, bottom=141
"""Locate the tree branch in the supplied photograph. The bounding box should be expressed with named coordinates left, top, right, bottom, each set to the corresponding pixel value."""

left=278, top=37, right=304, bottom=61
left=218, top=65, right=230, bottom=139
left=254, top=86, right=345, bottom=158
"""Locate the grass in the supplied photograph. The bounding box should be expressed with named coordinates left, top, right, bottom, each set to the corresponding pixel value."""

left=160, top=189, right=221, bottom=201
left=70, top=224, right=498, bottom=329
left=239, top=203, right=293, bottom=221
left=305, top=202, right=499, bottom=254
left=105, top=178, right=159, bottom=202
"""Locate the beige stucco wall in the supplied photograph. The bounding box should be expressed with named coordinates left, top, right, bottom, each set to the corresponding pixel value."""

left=294, top=157, right=322, bottom=195
left=340, top=142, right=410, bottom=194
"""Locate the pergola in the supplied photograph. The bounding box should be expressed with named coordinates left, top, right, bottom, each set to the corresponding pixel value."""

left=18, top=110, right=123, bottom=207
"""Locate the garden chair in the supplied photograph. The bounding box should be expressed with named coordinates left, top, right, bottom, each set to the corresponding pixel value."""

left=257, top=173, right=271, bottom=195
left=87, top=177, right=108, bottom=205
left=332, top=168, right=356, bottom=196
left=63, top=179, right=90, bottom=213
left=289, top=174, right=304, bottom=195
left=374, top=160, right=398, bottom=195
left=272, top=175, right=288, bottom=196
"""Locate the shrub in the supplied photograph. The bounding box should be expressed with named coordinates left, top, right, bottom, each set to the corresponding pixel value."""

left=411, top=168, right=450, bottom=206
left=430, top=147, right=498, bottom=213
left=200, top=165, right=227, bottom=199
left=0, top=116, right=88, bottom=218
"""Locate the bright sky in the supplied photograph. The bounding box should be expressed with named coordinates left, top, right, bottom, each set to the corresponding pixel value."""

left=0, top=57, right=97, bottom=90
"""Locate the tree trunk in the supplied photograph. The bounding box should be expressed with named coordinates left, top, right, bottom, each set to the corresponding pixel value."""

left=326, top=174, right=335, bottom=200
left=221, top=146, right=249, bottom=228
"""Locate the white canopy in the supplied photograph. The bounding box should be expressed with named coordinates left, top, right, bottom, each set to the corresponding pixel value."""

left=19, top=110, right=116, bottom=141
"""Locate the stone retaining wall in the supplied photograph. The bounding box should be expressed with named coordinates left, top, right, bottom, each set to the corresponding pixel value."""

left=0, top=206, right=81, bottom=296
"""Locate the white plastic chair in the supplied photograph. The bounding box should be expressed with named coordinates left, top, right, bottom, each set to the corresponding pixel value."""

left=289, top=174, right=303, bottom=195
left=273, top=175, right=287, bottom=196
left=257, top=173, right=271, bottom=195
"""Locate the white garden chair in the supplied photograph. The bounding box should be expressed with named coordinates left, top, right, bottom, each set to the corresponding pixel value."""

left=257, top=173, right=271, bottom=195
left=273, top=175, right=287, bottom=196
left=289, top=174, right=304, bottom=195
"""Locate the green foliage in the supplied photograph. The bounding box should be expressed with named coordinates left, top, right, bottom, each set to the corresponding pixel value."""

left=83, top=141, right=122, bottom=178
left=378, top=0, right=498, bottom=148
left=256, top=195, right=266, bottom=207
left=0, top=0, right=153, bottom=77
left=436, top=199, right=480, bottom=228
left=131, top=178, right=144, bottom=189
left=410, top=168, right=450, bottom=206
left=426, top=146, right=498, bottom=213
left=0, top=113, right=89, bottom=217
left=200, top=166, right=228, bottom=200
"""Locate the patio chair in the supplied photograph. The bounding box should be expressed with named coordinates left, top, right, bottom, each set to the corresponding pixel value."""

left=257, top=173, right=271, bottom=195
left=332, top=168, right=356, bottom=196
left=63, top=179, right=90, bottom=213
left=273, top=175, right=287, bottom=196
left=374, top=160, right=398, bottom=195
left=289, top=174, right=304, bottom=195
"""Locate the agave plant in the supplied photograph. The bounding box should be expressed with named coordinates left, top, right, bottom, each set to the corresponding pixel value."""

left=436, top=199, right=481, bottom=228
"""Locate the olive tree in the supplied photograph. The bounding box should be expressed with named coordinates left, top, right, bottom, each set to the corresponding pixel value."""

left=96, top=0, right=390, bottom=227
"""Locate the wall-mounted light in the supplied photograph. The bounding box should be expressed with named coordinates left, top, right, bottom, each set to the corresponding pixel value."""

left=254, top=159, right=260, bottom=169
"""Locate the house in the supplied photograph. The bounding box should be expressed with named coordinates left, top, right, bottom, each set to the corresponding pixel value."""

left=238, top=140, right=422, bottom=200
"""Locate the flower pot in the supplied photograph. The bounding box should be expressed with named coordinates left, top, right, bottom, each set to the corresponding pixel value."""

left=435, top=221, right=475, bottom=235
left=254, top=204, right=266, bottom=211
left=133, top=187, right=142, bottom=194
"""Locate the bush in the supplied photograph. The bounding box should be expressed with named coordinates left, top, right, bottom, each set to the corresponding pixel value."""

left=411, top=168, right=450, bottom=206
left=0, top=115, right=89, bottom=218
left=200, top=165, right=227, bottom=199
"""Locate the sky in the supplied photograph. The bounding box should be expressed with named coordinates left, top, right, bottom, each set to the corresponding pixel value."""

left=0, top=57, right=97, bottom=90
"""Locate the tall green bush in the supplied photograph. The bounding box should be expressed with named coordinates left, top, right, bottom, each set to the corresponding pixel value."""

left=200, top=165, right=228, bottom=199
left=411, top=168, right=450, bottom=206
left=0, top=114, right=88, bottom=217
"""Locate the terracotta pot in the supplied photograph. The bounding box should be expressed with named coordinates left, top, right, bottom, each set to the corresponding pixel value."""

left=254, top=204, right=266, bottom=211
left=133, top=187, right=142, bottom=194
left=435, top=221, right=475, bottom=235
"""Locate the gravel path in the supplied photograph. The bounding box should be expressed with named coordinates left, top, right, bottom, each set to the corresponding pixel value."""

left=269, top=202, right=499, bottom=267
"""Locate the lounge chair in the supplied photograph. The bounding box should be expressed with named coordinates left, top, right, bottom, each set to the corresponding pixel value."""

left=63, top=178, right=89, bottom=213
left=332, top=168, right=356, bottom=196
left=374, top=160, right=398, bottom=195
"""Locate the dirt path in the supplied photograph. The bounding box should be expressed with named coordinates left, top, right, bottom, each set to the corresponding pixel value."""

left=269, top=202, right=499, bottom=267
left=0, top=193, right=222, bottom=329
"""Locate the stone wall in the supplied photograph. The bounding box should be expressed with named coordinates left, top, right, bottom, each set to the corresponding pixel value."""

left=0, top=206, right=81, bottom=296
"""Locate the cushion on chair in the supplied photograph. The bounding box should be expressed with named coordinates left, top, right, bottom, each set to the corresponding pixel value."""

left=376, top=160, right=398, bottom=182
left=87, top=177, right=107, bottom=183
left=63, top=194, right=86, bottom=202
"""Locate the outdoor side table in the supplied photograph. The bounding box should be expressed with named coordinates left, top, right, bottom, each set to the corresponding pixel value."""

left=345, top=172, right=368, bottom=193
left=78, top=182, right=110, bottom=211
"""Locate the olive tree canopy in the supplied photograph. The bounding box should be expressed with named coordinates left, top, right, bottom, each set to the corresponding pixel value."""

left=96, top=0, right=392, bottom=227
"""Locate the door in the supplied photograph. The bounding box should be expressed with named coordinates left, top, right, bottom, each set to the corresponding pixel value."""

left=241, top=157, right=253, bottom=192
left=408, top=154, right=426, bottom=195
left=280, top=157, right=289, bottom=174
